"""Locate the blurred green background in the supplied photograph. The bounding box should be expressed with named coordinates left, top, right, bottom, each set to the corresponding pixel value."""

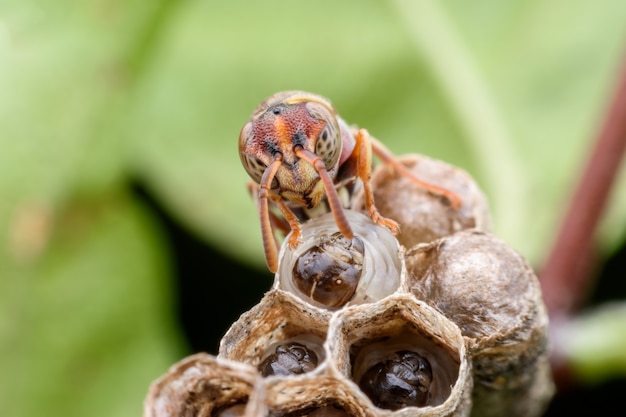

left=2, top=1, right=626, bottom=416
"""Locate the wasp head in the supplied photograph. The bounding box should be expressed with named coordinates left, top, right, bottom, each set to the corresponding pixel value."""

left=239, top=91, right=342, bottom=209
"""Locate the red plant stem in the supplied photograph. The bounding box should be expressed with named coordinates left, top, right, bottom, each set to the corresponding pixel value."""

left=540, top=51, right=626, bottom=320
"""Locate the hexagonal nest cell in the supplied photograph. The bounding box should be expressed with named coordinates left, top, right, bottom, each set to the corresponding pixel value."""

left=219, top=290, right=330, bottom=372
left=144, top=153, right=553, bottom=417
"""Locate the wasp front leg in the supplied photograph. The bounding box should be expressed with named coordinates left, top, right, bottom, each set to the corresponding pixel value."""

left=256, top=190, right=303, bottom=273
left=247, top=181, right=291, bottom=236
left=255, top=158, right=305, bottom=272
left=352, top=129, right=400, bottom=234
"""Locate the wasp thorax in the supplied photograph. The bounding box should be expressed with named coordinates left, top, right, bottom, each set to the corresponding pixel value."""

left=358, top=350, right=433, bottom=410
left=278, top=210, right=401, bottom=309
left=292, top=233, right=364, bottom=308
left=259, top=341, right=319, bottom=377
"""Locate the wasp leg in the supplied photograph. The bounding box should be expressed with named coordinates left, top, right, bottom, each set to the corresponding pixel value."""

left=366, top=132, right=462, bottom=209
left=271, top=195, right=304, bottom=249
left=256, top=181, right=305, bottom=273
left=353, top=129, right=400, bottom=234
left=248, top=181, right=291, bottom=236
left=258, top=158, right=287, bottom=273
left=295, top=146, right=354, bottom=240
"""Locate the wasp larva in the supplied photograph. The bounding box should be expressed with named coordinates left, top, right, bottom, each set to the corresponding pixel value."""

left=278, top=210, right=401, bottom=309
left=358, top=350, right=433, bottom=410
left=292, top=233, right=364, bottom=308
left=258, top=342, right=319, bottom=377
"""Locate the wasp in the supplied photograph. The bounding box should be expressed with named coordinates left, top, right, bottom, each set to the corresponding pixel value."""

left=239, top=91, right=460, bottom=272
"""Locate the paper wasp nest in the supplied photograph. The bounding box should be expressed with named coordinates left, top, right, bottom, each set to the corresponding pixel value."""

left=144, top=154, right=554, bottom=417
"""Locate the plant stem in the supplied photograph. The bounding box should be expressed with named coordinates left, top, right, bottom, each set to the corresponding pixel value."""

left=540, top=51, right=626, bottom=320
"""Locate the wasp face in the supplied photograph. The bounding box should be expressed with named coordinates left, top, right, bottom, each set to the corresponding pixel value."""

left=239, top=91, right=342, bottom=208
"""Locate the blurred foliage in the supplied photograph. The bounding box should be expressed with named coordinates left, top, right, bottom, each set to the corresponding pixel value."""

left=1, top=1, right=626, bottom=416
left=559, top=302, right=626, bottom=383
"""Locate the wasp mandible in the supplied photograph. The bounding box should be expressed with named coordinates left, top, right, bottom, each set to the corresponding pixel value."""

left=239, top=91, right=460, bottom=272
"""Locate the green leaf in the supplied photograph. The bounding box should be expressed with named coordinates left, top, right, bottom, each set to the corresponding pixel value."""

left=558, top=302, right=626, bottom=382
left=0, top=191, right=183, bottom=417
left=0, top=0, right=169, bottom=244
left=392, top=0, right=626, bottom=261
